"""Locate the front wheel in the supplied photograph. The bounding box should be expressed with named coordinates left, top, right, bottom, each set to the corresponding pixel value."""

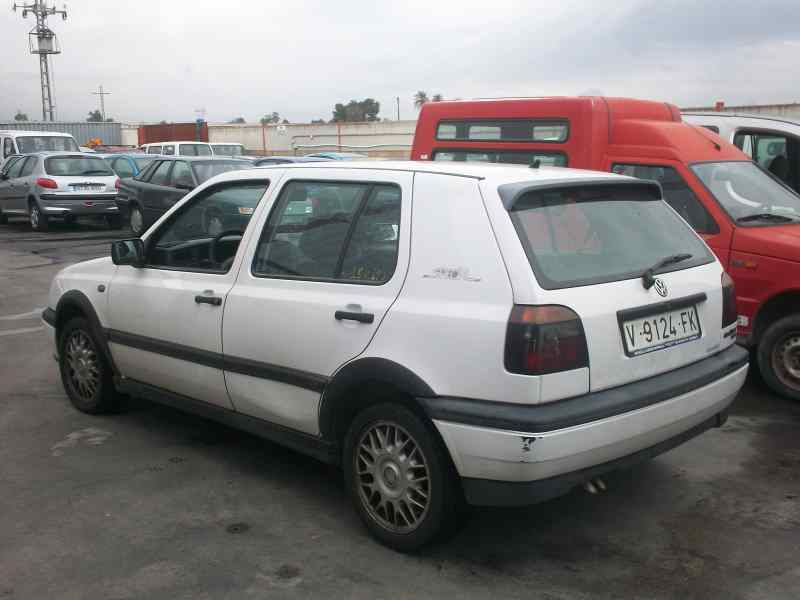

left=343, top=403, right=463, bottom=551
left=758, top=315, right=800, bottom=401
left=29, top=201, right=48, bottom=231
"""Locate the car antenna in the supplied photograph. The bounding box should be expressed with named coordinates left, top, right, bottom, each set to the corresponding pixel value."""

left=530, top=159, right=541, bottom=169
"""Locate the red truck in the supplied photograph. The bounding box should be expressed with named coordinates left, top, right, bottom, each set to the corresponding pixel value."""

left=411, top=97, right=800, bottom=400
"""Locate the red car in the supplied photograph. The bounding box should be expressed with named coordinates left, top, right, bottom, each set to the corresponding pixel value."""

left=412, top=97, right=800, bottom=400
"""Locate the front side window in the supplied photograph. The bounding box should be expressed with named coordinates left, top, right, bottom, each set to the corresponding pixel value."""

left=691, top=161, right=800, bottom=224
left=148, top=181, right=268, bottom=272
left=19, top=157, right=37, bottom=177
left=509, top=184, right=714, bottom=289
left=433, top=149, right=566, bottom=167
left=611, top=164, right=718, bottom=234
left=1, top=156, right=21, bottom=176
left=170, top=161, right=194, bottom=188
left=44, top=156, right=113, bottom=176
left=148, top=161, right=173, bottom=186
left=436, top=119, right=568, bottom=142
left=191, top=160, right=249, bottom=183
left=16, top=136, right=78, bottom=153
left=133, top=156, right=157, bottom=170
left=253, top=181, right=401, bottom=284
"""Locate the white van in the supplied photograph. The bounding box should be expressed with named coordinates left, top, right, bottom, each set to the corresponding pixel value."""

left=682, top=112, right=800, bottom=193
left=0, top=130, right=80, bottom=168
left=139, top=141, right=212, bottom=157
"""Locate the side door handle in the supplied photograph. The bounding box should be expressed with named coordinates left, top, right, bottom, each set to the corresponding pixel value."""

left=335, top=310, right=374, bottom=324
left=195, top=294, right=222, bottom=306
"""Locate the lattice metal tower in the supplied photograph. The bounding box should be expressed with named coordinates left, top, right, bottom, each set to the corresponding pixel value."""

left=13, top=1, right=68, bottom=121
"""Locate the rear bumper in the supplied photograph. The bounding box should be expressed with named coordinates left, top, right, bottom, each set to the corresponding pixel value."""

left=423, top=344, right=749, bottom=506
left=39, top=194, right=118, bottom=216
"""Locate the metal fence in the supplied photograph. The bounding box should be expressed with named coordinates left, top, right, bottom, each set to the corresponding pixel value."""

left=0, top=121, right=122, bottom=145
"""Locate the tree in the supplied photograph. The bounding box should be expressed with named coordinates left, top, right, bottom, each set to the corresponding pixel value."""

left=87, top=109, right=103, bottom=122
left=14, top=110, right=28, bottom=122
left=229, top=116, right=246, bottom=124
left=311, top=118, right=326, bottom=124
left=431, top=94, right=444, bottom=102
left=260, top=112, right=280, bottom=125
left=281, top=118, right=290, bottom=124
left=331, top=98, right=380, bottom=122
left=414, top=91, right=429, bottom=109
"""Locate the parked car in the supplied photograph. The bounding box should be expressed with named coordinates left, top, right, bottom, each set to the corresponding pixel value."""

left=139, top=141, right=213, bottom=157
left=305, top=151, right=368, bottom=160
left=0, top=130, right=80, bottom=169
left=42, top=161, right=748, bottom=550
left=253, top=155, right=331, bottom=166
left=683, top=112, right=800, bottom=193
left=117, top=156, right=252, bottom=235
left=0, top=152, right=120, bottom=230
left=412, top=96, right=800, bottom=400
left=100, top=153, right=161, bottom=179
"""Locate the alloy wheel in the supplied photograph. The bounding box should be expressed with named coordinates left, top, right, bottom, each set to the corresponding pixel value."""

left=30, top=205, right=39, bottom=229
left=130, top=207, right=143, bottom=234
left=64, top=330, right=100, bottom=402
left=772, top=333, right=800, bottom=392
left=355, top=421, right=431, bottom=533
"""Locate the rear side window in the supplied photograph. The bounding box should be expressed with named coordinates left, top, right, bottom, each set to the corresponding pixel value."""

left=16, top=136, right=78, bottom=153
left=3, top=138, right=14, bottom=158
left=148, top=161, right=173, bottom=186
left=147, top=146, right=162, bottom=155
left=163, top=145, right=175, bottom=156
left=44, top=156, right=114, bottom=176
left=611, top=164, right=718, bottom=234
left=19, top=157, right=37, bottom=176
left=436, top=119, right=568, bottom=142
left=253, top=181, right=401, bottom=284
left=507, top=184, right=714, bottom=289
left=434, top=149, right=566, bottom=167
left=110, top=157, right=134, bottom=178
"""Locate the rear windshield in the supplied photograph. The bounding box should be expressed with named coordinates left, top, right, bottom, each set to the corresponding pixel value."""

left=45, top=156, right=114, bottom=176
left=17, top=136, right=79, bottom=153
left=691, top=161, right=800, bottom=224
left=433, top=149, right=566, bottom=167
left=212, top=144, right=243, bottom=156
left=509, top=184, right=714, bottom=289
left=191, top=161, right=249, bottom=182
left=179, top=144, right=212, bottom=156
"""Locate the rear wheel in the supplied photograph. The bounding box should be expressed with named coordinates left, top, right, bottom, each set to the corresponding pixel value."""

left=758, top=315, right=800, bottom=401
left=58, top=317, right=120, bottom=413
left=129, top=204, right=145, bottom=236
left=29, top=201, right=48, bottom=231
left=343, top=402, right=463, bottom=551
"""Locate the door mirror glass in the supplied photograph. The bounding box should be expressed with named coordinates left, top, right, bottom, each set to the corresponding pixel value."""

left=111, top=238, right=145, bottom=267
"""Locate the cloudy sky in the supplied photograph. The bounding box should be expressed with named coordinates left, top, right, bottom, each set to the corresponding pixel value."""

left=1, top=0, right=798, bottom=124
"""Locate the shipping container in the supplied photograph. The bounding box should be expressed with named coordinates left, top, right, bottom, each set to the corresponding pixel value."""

left=0, top=121, right=121, bottom=145
left=137, top=122, right=208, bottom=145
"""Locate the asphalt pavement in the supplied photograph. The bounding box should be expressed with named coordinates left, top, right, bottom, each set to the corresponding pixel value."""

left=0, top=216, right=798, bottom=600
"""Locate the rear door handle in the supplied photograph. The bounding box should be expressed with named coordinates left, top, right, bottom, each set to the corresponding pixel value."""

left=335, top=310, right=374, bottom=324
left=195, top=294, right=222, bottom=306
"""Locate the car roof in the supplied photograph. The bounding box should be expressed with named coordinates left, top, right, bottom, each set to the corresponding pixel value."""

left=150, top=156, right=250, bottom=162
left=0, top=130, right=75, bottom=137
left=256, top=156, right=329, bottom=163
left=142, top=141, right=211, bottom=145
left=25, top=151, right=106, bottom=158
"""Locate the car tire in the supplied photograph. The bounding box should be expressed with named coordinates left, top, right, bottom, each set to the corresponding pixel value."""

left=29, top=200, right=48, bottom=231
left=106, top=214, right=123, bottom=230
left=343, top=402, right=464, bottom=552
left=757, top=315, right=800, bottom=401
left=129, top=204, right=145, bottom=236
left=58, top=317, right=120, bottom=414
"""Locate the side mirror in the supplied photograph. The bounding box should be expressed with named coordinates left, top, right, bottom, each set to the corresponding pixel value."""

left=111, top=238, right=145, bottom=267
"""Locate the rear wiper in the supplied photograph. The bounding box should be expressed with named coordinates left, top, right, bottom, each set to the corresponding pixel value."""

left=737, top=213, right=796, bottom=223
left=81, top=170, right=111, bottom=175
left=642, top=253, right=693, bottom=289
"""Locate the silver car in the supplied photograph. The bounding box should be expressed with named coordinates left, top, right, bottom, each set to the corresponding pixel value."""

left=0, top=152, right=120, bottom=231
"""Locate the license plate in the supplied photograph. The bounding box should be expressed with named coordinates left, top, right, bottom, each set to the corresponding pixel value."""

left=72, top=184, right=103, bottom=191
left=621, top=305, right=701, bottom=356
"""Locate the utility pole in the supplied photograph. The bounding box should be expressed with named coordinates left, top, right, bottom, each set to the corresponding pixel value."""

left=13, top=0, right=68, bottom=122
left=92, top=85, right=111, bottom=121
left=396, top=96, right=400, bottom=121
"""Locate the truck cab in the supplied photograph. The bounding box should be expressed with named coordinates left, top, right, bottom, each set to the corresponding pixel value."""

left=412, top=97, right=800, bottom=400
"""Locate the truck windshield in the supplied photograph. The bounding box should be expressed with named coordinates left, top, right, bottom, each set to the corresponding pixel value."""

left=691, top=161, right=800, bottom=224
left=509, top=184, right=714, bottom=289
left=17, top=136, right=79, bottom=153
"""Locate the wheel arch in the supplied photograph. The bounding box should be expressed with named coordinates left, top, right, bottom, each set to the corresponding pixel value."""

left=751, top=289, right=800, bottom=344
left=55, top=290, right=118, bottom=375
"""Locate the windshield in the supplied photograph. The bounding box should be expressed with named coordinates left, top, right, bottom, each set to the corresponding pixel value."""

left=179, top=143, right=212, bottom=156
left=510, top=184, right=714, bottom=289
left=191, top=161, right=249, bottom=182
left=212, top=144, right=243, bottom=156
left=691, top=161, right=800, bottom=224
left=45, top=156, right=114, bottom=176
left=17, top=136, right=79, bottom=153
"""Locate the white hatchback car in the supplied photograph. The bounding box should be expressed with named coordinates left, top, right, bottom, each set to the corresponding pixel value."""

left=43, top=161, right=748, bottom=550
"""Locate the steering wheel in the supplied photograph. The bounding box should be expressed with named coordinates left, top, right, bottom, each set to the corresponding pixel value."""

left=209, top=229, right=243, bottom=268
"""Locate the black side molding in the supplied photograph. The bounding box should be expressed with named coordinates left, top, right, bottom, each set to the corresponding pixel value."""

left=419, top=344, right=748, bottom=433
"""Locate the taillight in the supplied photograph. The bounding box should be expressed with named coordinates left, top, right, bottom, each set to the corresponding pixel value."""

left=36, top=177, right=58, bottom=189
left=721, top=271, right=737, bottom=327
left=114, top=177, right=120, bottom=190
left=505, top=305, right=589, bottom=375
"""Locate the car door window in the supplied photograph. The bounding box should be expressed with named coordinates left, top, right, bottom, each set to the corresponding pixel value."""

left=252, top=181, right=401, bottom=283
left=164, top=145, right=175, bottom=156
left=147, top=181, right=269, bottom=273
left=148, top=161, right=173, bottom=186
left=170, top=161, right=194, bottom=188
left=147, top=146, right=162, bottom=155
left=19, top=157, right=36, bottom=177
left=3, top=138, right=14, bottom=158
left=111, top=157, right=134, bottom=178
left=6, top=157, right=27, bottom=179
left=612, top=163, right=719, bottom=234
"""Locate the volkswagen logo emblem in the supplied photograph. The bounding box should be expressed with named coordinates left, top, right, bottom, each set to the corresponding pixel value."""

left=654, top=278, right=668, bottom=297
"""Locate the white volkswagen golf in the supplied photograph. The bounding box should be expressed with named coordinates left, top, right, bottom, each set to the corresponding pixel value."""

left=42, top=161, right=748, bottom=550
